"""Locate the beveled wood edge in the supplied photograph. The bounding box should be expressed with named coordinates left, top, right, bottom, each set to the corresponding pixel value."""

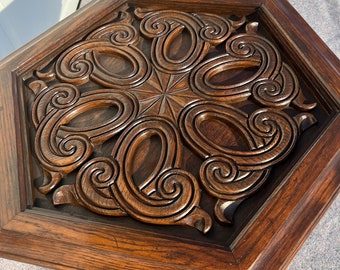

left=0, top=0, right=339, bottom=269
left=2, top=209, right=236, bottom=269
left=0, top=47, right=21, bottom=227
left=128, top=0, right=261, bottom=14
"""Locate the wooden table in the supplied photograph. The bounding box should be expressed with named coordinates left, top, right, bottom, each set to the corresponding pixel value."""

left=0, top=0, right=339, bottom=269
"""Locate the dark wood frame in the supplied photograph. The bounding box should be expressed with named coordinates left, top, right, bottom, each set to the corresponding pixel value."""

left=0, top=0, right=339, bottom=269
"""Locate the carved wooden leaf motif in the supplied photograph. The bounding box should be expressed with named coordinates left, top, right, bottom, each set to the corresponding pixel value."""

left=27, top=7, right=317, bottom=233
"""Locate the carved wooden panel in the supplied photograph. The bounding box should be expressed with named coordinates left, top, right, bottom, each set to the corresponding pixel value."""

left=26, top=5, right=318, bottom=234
left=1, top=0, right=339, bottom=269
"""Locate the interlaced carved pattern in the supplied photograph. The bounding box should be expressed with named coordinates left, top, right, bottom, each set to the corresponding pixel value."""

left=27, top=7, right=317, bottom=233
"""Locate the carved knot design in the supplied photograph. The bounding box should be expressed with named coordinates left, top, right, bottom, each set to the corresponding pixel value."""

left=27, top=7, right=317, bottom=234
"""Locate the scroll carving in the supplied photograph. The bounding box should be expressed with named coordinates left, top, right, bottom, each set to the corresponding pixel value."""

left=27, top=7, right=317, bottom=233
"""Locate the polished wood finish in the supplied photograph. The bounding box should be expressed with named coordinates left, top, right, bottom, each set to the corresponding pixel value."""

left=0, top=0, right=339, bottom=269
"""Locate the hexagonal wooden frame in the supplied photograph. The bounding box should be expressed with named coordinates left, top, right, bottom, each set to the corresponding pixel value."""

left=0, top=0, right=339, bottom=269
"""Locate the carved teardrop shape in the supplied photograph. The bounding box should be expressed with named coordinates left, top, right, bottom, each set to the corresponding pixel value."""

left=209, top=66, right=259, bottom=88
left=93, top=51, right=134, bottom=76
left=166, top=27, right=193, bottom=62
left=190, top=54, right=262, bottom=101
left=58, top=90, right=139, bottom=143
left=65, top=105, right=118, bottom=129
left=199, top=118, right=250, bottom=151
left=179, top=101, right=261, bottom=159
left=129, top=134, right=162, bottom=188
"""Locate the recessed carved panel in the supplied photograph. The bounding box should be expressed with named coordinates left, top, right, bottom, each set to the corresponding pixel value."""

left=26, top=6, right=317, bottom=234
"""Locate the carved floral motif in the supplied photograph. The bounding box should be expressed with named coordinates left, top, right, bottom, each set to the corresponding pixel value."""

left=27, top=7, right=317, bottom=233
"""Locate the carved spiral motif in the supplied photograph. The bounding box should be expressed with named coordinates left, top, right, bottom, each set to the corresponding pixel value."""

left=79, top=157, right=119, bottom=189
left=201, top=155, right=238, bottom=185
left=226, top=37, right=262, bottom=59
left=252, top=79, right=282, bottom=103
left=87, top=23, right=139, bottom=46
left=156, top=169, right=191, bottom=200
left=251, top=63, right=301, bottom=107
left=200, top=156, right=269, bottom=200
left=32, top=83, right=80, bottom=128
left=194, top=13, right=232, bottom=44
left=74, top=157, right=125, bottom=216
left=56, top=43, right=94, bottom=85
left=34, top=129, right=92, bottom=189
left=245, top=108, right=298, bottom=168
left=136, top=8, right=173, bottom=37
